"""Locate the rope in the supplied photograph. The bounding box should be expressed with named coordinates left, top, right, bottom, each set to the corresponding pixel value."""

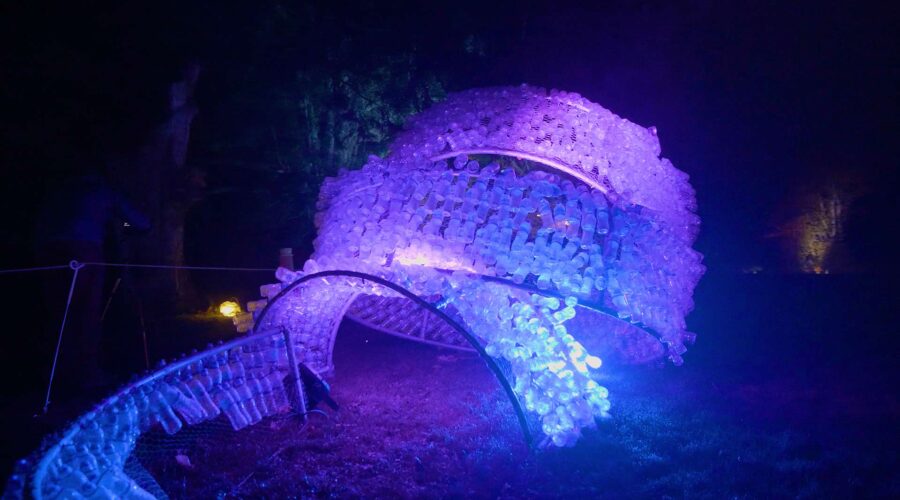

left=42, top=260, right=85, bottom=414
left=0, top=264, right=71, bottom=275
left=0, top=261, right=276, bottom=275
left=253, top=269, right=537, bottom=449
left=81, top=262, right=275, bottom=272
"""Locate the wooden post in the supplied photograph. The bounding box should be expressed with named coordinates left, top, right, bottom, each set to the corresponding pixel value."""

left=279, top=247, right=294, bottom=270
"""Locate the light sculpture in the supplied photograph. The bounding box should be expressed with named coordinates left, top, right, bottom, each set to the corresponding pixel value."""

left=260, top=85, right=705, bottom=446
left=7, top=85, right=703, bottom=499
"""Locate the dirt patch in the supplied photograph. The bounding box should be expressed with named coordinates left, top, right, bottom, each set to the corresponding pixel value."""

left=133, top=320, right=898, bottom=498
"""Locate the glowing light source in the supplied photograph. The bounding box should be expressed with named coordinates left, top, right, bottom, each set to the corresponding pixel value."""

left=218, top=301, right=241, bottom=318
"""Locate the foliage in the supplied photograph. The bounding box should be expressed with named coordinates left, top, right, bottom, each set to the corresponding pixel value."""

left=291, top=58, right=446, bottom=175
left=190, top=4, right=449, bottom=262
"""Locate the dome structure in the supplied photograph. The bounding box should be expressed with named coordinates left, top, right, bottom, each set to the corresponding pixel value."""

left=265, top=84, right=705, bottom=445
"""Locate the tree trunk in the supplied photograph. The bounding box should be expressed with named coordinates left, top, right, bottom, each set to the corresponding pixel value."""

left=115, top=64, right=204, bottom=312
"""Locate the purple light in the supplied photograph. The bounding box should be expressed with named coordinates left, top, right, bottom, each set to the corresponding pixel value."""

left=264, top=85, right=705, bottom=446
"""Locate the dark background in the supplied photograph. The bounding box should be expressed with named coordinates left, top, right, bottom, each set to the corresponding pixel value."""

left=0, top=0, right=897, bottom=486
left=2, top=1, right=896, bottom=274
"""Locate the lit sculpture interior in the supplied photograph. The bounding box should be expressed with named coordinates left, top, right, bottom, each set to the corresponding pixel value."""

left=8, top=85, right=703, bottom=498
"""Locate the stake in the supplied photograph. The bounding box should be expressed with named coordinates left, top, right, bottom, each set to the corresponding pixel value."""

left=136, top=297, right=150, bottom=370
left=42, top=260, right=85, bottom=414
left=99, top=277, right=121, bottom=323
left=281, top=327, right=307, bottom=421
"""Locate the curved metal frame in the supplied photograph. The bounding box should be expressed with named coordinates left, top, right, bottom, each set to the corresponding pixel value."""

left=252, top=269, right=536, bottom=448
left=346, top=309, right=478, bottom=352
left=431, top=148, right=616, bottom=202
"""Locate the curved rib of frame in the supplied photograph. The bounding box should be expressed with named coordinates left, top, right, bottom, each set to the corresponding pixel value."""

left=252, top=269, right=537, bottom=449
left=430, top=148, right=618, bottom=203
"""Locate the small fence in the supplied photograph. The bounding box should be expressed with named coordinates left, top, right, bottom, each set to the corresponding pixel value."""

left=0, top=260, right=277, bottom=416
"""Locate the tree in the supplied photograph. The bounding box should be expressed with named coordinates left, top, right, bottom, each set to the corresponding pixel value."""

left=186, top=3, right=449, bottom=282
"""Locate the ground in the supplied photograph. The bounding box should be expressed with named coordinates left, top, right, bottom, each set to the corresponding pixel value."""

left=136, top=317, right=897, bottom=498
left=3, top=273, right=898, bottom=498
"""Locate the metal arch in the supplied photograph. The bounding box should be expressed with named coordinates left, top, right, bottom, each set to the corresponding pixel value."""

left=431, top=148, right=618, bottom=203
left=252, top=269, right=536, bottom=448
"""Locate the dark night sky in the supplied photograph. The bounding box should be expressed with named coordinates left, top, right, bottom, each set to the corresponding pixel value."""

left=1, top=3, right=898, bottom=491
left=1, top=0, right=897, bottom=272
